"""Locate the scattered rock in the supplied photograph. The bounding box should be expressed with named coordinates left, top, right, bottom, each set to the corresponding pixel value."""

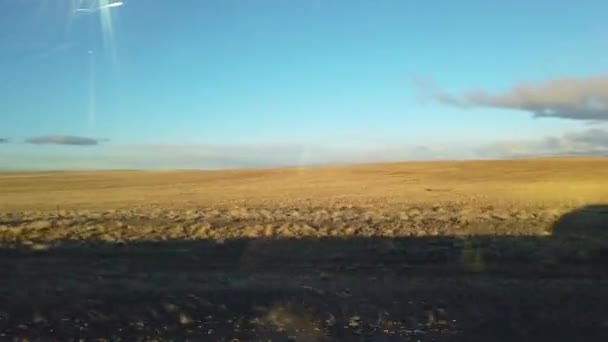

left=491, top=212, right=510, bottom=221
left=258, top=209, right=272, bottom=220
left=295, top=223, right=317, bottom=236
left=407, top=208, right=422, bottom=217
left=344, top=227, right=356, bottom=235
left=29, top=243, right=51, bottom=251
left=27, top=220, right=52, bottom=230
left=179, top=312, right=192, bottom=325
left=432, top=204, right=446, bottom=213
left=456, top=216, right=471, bottom=226
left=349, top=316, right=361, bottom=327
left=87, top=213, right=103, bottom=220
left=435, top=214, right=452, bottom=223
left=383, top=229, right=396, bottom=237
left=477, top=213, right=492, bottom=221
left=242, top=225, right=264, bottom=238
left=513, top=209, right=530, bottom=219
left=99, top=234, right=116, bottom=242
left=56, top=219, right=75, bottom=226
left=278, top=223, right=295, bottom=237
left=184, top=209, right=199, bottom=218
left=398, top=212, right=409, bottom=220
left=262, top=225, right=275, bottom=237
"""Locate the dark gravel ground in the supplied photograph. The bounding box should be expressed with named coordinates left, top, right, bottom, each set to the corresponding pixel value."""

left=1, top=205, right=608, bottom=341
left=2, top=271, right=608, bottom=341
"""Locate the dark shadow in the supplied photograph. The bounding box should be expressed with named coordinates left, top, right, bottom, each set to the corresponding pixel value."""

left=552, top=204, right=608, bottom=238
left=1, top=205, right=608, bottom=341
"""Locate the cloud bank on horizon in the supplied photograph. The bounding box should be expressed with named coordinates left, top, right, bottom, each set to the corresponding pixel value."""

left=2, top=127, right=606, bottom=171
left=477, top=127, right=608, bottom=158
left=418, top=74, right=608, bottom=121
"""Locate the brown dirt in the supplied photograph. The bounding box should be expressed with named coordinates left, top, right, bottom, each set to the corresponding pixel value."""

left=1, top=158, right=608, bottom=340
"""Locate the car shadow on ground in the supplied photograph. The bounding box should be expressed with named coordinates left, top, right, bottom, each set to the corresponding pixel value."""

left=552, top=204, right=608, bottom=237
left=1, top=205, right=607, bottom=341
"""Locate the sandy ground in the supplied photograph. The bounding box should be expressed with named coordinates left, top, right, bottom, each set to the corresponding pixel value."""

left=1, top=158, right=608, bottom=341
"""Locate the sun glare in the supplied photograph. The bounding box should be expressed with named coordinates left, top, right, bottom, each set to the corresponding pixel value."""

left=71, top=0, right=123, bottom=62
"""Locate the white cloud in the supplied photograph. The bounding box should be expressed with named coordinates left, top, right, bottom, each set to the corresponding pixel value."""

left=419, top=74, right=608, bottom=121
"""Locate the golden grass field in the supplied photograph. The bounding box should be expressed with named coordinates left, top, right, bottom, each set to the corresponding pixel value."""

left=1, top=157, right=608, bottom=211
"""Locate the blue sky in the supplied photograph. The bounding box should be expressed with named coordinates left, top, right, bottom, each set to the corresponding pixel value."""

left=1, top=0, right=608, bottom=170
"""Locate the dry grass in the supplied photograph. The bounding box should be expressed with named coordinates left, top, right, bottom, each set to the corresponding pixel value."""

left=1, top=157, right=607, bottom=211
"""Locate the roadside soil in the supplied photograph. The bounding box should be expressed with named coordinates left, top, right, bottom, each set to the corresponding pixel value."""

left=1, top=204, right=607, bottom=341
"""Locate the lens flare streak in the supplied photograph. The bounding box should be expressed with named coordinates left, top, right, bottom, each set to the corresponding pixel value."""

left=71, top=0, right=123, bottom=61
left=69, top=1, right=123, bottom=131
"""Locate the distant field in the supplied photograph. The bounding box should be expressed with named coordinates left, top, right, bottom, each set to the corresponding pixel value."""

left=1, top=157, right=608, bottom=211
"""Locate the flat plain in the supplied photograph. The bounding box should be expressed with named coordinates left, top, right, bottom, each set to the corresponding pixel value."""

left=1, top=157, right=608, bottom=341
